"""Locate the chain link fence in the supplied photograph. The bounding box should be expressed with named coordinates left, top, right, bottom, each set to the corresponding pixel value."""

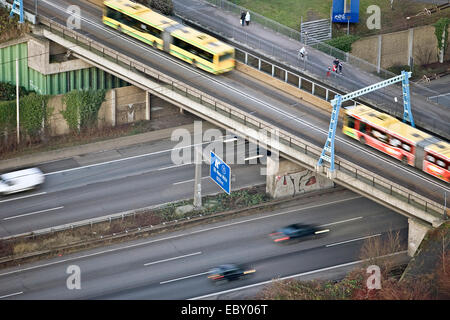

left=200, top=0, right=448, bottom=106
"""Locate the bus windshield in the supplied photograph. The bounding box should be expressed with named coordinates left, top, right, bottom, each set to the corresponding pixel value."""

left=219, top=52, right=233, bottom=62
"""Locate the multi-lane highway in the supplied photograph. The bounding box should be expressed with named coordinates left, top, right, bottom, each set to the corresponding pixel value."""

left=20, top=0, right=449, bottom=206
left=0, top=135, right=266, bottom=237
left=0, top=189, right=407, bottom=300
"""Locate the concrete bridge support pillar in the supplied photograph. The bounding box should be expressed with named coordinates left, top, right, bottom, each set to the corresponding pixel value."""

left=408, top=218, right=431, bottom=257
left=145, top=91, right=151, bottom=121
left=266, top=157, right=334, bottom=199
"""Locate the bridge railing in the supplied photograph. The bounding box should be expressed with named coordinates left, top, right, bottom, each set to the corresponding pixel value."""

left=39, top=16, right=447, bottom=220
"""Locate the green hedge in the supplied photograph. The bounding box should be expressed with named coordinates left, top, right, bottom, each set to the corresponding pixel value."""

left=61, top=89, right=106, bottom=132
left=0, top=93, right=49, bottom=137
left=325, top=35, right=361, bottom=53
left=0, top=82, right=32, bottom=101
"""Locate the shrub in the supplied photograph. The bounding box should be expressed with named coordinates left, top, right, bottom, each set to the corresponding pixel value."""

left=0, top=82, right=31, bottom=101
left=325, top=35, right=361, bottom=53
left=61, top=89, right=106, bottom=133
left=135, top=0, right=174, bottom=15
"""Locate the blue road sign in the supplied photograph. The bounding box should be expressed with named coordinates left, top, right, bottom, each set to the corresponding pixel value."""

left=210, top=151, right=231, bottom=194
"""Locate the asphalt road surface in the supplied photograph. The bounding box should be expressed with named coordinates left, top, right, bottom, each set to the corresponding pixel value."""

left=0, top=136, right=266, bottom=237
left=20, top=0, right=449, bottom=205
left=0, top=189, right=408, bottom=300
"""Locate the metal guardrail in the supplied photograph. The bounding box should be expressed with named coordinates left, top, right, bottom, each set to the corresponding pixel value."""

left=30, top=18, right=445, bottom=228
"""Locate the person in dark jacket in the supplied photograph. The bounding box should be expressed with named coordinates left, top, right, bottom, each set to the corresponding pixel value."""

left=240, top=11, right=246, bottom=26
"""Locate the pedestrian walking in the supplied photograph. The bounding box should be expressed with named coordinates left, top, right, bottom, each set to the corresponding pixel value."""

left=326, top=66, right=331, bottom=77
left=245, top=11, right=250, bottom=26
left=338, top=61, right=343, bottom=74
left=240, top=11, right=245, bottom=26
left=333, top=58, right=339, bottom=73
left=331, top=64, right=337, bottom=73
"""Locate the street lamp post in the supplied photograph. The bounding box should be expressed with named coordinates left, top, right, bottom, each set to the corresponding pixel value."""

left=16, top=58, right=20, bottom=145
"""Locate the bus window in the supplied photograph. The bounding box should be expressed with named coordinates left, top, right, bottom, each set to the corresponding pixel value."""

left=402, top=143, right=411, bottom=152
left=436, top=158, right=446, bottom=168
left=372, top=130, right=387, bottom=143
left=106, top=7, right=121, bottom=20
left=426, top=155, right=435, bottom=163
left=389, top=137, right=401, bottom=148
left=172, top=37, right=214, bottom=63
left=219, top=52, right=233, bottom=62
left=346, top=116, right=355, bottom=129
left=359, top=122, right=366, bottom=133
left=139, top=23, right=161, bottom=38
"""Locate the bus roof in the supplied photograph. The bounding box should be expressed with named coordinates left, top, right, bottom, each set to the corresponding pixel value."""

left=426, top=140, right=450, bottom=161
left=104, top=0, right=234, bottom=54
left=104, top=0, right=177, bottom=29
left=346, top=104, right=432, bottom=144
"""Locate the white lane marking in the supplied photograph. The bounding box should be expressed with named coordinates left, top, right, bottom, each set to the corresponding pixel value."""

left=244, top=155, right=263, bottom=161
left=319, top=216, right=363, bottom=227
left=188, top=251, right=408, bottom=300
left=3, top=206, right=64, bottom=221
left=157, top=163, right=191, bottom=171
left=0, top=195, right=362, bottom=277
left=160, top=271, right=210, bottom=285
left=44, top=143, right=203, bottom=176
left=144, top=251, right=202, bottom=266
left=173, top=176, right=209, bottom=185
left=0, top=291, right=23, bottom=299
left=325, top=233, right=382, bottom=247
left=0, top=192, right=47, bottom=204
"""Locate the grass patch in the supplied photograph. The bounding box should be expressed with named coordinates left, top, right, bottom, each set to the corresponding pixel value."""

left=229, top=0, right=443, bottom=37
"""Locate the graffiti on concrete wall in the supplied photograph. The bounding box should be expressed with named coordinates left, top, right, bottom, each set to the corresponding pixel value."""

left=272, top=170, right=332, bottom=198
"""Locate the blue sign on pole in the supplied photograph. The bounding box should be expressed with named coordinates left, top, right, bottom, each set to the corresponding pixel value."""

left=332, top=0, right=360, bottom=23
left=210, top=151, right=231, bottom=194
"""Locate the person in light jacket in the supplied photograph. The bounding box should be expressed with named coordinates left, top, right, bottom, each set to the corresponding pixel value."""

left=245, top=11, right=251, bottom=26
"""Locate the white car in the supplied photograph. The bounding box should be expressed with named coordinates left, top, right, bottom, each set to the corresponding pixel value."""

left=0, top=168, right=45, bottom=195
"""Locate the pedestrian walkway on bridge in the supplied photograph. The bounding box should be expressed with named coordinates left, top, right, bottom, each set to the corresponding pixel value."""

left=173, top=0, right=450, bottom=141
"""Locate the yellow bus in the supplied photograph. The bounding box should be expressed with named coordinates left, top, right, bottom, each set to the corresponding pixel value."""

left=102, top=0, right=235, bottom=74
left=343, top=104, right=449, bottom=183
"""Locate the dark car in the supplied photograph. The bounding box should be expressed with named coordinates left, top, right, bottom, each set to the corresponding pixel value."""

left=270, top=223, right=329, bottom=243
left=207, top=264, right=255, bottom=282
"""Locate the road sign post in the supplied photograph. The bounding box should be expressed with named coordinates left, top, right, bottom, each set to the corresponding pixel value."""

left=210, top=151, right=231, bottom=195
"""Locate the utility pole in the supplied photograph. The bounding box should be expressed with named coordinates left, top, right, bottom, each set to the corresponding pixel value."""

left=193, top=145, right=202, bottom=208
left=16, top=58, right=20, bottom=145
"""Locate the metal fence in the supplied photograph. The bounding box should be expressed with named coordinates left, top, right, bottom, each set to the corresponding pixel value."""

left=36, top=17, right=446, bottom=223
left=200, top=0, right=448, bottom=104
left=175, top=0, right=449, bottom=139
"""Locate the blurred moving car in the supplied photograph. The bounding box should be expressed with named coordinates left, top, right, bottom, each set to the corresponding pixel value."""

left=270, top=223, right=329, bottom=243
left=208, top=264, right=255, bottom=282
left=0, top=168, right=45, bottom=195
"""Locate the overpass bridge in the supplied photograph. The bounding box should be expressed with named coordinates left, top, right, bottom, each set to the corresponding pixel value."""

left=9, top=0, right=450, bottom=256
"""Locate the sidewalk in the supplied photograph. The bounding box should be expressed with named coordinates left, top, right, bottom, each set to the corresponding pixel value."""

left=0, top=123, right=216, bottom=171
left=173, top=0, right=450, bottom=140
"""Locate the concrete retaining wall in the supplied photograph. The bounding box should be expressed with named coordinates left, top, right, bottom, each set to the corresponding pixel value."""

left=351, top=25, right=450, bottom=69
